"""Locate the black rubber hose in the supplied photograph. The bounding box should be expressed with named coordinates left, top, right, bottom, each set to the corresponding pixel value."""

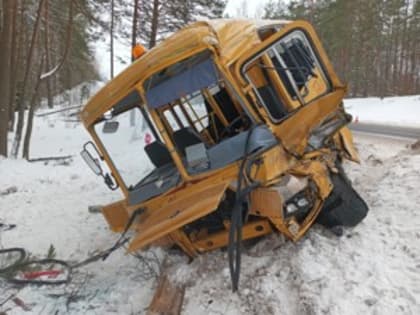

left=228, top=125, right=258, bottom=292
left=228, top=200, right=243, bottom=291
left=0, top=247, right=27, bottom=273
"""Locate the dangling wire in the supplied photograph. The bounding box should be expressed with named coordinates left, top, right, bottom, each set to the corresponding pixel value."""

left=228, top=124, right=260, bottom=292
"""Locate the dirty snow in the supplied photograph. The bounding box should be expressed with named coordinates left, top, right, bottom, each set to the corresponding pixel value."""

left=1, top=94, right=420, bottom=314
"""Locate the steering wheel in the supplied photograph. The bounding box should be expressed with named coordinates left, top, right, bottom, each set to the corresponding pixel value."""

left=220, top=116, right=250, bottom=138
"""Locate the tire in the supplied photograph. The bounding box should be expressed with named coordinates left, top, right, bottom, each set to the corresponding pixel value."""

left=316, top=165, right=369, bottom=228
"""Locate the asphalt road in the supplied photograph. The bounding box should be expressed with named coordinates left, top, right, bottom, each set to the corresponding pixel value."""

left=349, top=122, right=420, bottom=139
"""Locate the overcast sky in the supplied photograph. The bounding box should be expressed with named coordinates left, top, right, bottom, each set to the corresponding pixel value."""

left=97, top=0, right=275, bottom=79
left=225, top=0, right=272, bottom=17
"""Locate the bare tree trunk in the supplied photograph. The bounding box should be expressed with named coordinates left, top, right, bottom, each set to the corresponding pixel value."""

left=383, top=29, right=392, bottom=97
left=0, top=0, right=13, bottom=157
left=149, top=0, right=160, bottom=48
left=391, top=19, right=399, bottom=96
left=410, top=39, right=417, bottom=94
left=131, top=0, right=140, bottom=62
left=7, top=0, right=18, bottom=132
left=110, top=0, right=114, bottom=79
left=397, top=2, right=409, bottom=95
left=50, top=28, right=57, bottom=96
left=11, top=0, right=45, bottom=158
left=10, top=0, right=26, bottom=132
left=130, top=0, right=140, bottom=127
left=44, top=0, right=53, bottom=108
left=39, top=0, right=73, bottom=80
left=22, top=59, right=44, bottom=160
left=22, top=0, right=74, bottom=159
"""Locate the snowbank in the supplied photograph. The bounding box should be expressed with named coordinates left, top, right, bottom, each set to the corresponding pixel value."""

left=345, top=95, right=420, bottom=127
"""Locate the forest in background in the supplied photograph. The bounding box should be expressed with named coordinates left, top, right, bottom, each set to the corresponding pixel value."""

left=0, top=0, right=419, bottom=159
left=263, top=0, right=420, bottom=98
left=0, top=0, right=226, bottom=158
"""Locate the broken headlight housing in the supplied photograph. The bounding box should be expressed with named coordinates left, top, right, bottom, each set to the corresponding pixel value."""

left=283, top=183, right=316, bottom=222
left=283, top=189, right=313, bottom=222
left=273, top=174, right=316, bottom=222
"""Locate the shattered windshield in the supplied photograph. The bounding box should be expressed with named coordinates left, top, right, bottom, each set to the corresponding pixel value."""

left=94, top=106, right=162, bottom=190
left=142, top=51, right=264, bottom=175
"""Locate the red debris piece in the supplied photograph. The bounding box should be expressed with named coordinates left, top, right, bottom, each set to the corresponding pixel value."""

left=23, top=270, right=61, bottom=280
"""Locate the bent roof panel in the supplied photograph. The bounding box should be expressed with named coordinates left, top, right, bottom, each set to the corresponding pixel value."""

left=81, top=19, right=289, bottom=126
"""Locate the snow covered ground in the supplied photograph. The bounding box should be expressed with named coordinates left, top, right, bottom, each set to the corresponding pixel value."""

left=1, top=95, right=420, bottom=314
left=177, top=134, right=420, bottom=315
left=345, top=95, right=420, bottom=127
left=1, top=113, right=159, bottom=314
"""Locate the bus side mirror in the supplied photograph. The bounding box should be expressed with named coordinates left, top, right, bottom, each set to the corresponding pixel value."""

left=81, top=142, right=103, bottom=176
left=80, top=141, right=119, bottom=190
left=81, top=148, right=102, bottom=176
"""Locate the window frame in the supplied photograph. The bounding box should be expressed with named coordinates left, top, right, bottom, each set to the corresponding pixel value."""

left=241, top=28, right=333, bottom=124
left=93, top=103, right=166, bottom=190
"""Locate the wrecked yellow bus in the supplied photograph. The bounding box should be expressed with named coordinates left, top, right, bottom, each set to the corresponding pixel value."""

left=80, top=19, right=368, bottom=290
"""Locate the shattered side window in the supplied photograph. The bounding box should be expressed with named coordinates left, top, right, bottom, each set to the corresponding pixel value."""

left=243, top=30, right=331, bottom=122
left=163, top=110, right=181, bottom=131
left=182, top=92, right=209, bottom=132
left=173, top=105, right=189, bottom=128
left=272, top=31, right=330, bottom=102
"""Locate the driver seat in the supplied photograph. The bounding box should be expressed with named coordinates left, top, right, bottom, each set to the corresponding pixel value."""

left=173, top=127, right=204, bottom=156
left=145, top=141, right=174, bottom=168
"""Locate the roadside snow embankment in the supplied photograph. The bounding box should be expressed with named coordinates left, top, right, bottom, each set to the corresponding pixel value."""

left=345, top=95, right=420, bottom=127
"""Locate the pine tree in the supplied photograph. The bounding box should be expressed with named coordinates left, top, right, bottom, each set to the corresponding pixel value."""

left=261, top=0, right=420, bottom=97
left=0, top=0, right=100, bottom=158
left=0, top=0, right=14, bottom=157
left=137, top=0, right=227, bottom=48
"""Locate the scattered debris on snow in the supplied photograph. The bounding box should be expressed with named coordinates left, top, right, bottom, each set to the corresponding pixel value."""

left=0, top=187, right=17, bottom=197
left=411, top=139, right=420, bottom=151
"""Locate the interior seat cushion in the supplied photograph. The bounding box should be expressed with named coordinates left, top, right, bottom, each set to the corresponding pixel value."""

left=173, top=127, right=203, bottom=155
left=145, top=141, right=173, bottom=168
